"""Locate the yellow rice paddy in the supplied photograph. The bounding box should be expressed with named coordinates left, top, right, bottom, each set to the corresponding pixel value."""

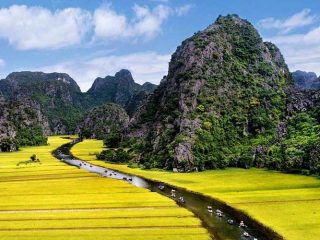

left=0, top=136, right=210, bottom=240
left=71, top=139, right=320, bottom=240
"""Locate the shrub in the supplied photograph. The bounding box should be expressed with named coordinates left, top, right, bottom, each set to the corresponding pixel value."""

left=103, top=133, right=122, bottom=148
left=97, top=148, right=132, bottom=163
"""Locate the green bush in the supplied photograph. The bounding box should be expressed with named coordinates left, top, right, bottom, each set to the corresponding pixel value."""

left=103, top=133, right=122, bottom=148
left=97, top=148, right=132, bottom=163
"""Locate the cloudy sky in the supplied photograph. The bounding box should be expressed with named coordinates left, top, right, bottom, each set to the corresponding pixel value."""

left=0, top=0, right=319, bottom=91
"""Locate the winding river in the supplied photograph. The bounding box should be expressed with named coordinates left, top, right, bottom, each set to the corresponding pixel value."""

left=53, top=140, right=280, bottom=240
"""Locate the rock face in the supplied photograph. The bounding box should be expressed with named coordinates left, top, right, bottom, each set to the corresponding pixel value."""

left=127, top=14, right=292, bottom=171
left=79, top=103, right=129, bottom=139
left=87, top=69, right=157, bottom=116
left=0, top=70, right=156, bottom=137
left=292, top=70, right=320, bottom=90
left=0, top=97, right=49, bottom=151
left=0, top=71, right=84, bottom=134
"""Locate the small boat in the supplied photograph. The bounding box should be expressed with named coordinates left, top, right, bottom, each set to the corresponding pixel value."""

left=207, top=206, right=213, bottom=213
left=178, top=196, right=186, bottom=203
left=123, top=177, right=127, bottom=180
left=243, top=232, right=250, bottom=238
left=128, top=178, right=133, bottom=181
left=171, top=189, right=176, bottom=198
left=104, top=170, right=108, bottom=173
left=216, top=209, right=223, bottom=217
left=158, top=184, right=165, bottom=191
left=216, top=212, right=223, bottom=217
left=227, top=219, right=234, bottom=225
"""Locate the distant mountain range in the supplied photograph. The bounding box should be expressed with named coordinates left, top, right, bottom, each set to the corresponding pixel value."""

left=292, top=70, right=320, bottom=90
left=0, top=69, right=156, bottom=150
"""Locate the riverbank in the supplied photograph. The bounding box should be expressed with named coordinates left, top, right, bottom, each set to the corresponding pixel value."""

left=71, top=139, right=320, bottom=240
left=0, top=136, right=210, bottom=240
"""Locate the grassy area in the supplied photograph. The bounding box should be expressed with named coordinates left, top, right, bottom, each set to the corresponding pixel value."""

left=71, top=139, right=320, bottom=240
left=0, top=136, right=210, bottom=240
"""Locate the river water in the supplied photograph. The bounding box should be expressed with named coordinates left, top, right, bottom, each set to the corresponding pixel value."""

left=53, top=141, right=278, bottom=240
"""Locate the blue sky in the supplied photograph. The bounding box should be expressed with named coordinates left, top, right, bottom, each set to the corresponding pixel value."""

left=0, top=0, right=319, bottom=91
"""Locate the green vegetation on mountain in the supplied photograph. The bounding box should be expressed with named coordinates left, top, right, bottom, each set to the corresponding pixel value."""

left=0, top=72, right=84, bottom=134
left=79, top=103, right=129, bottom=140
left=87, top=69, right=157, bottom=116
left=0, top=96, right=48, bottom=151
left=119, top=15, right=320, bottom=175
left=0, top=70, right=156, bottom=150
left=292, top=70, right=320, bottom=90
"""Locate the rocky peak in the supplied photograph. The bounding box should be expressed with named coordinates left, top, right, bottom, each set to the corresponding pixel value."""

left=115, top=69, right=134, bottom=81
left=128, top=14, right=291, bottom=171
left=0, top=71, right=84, bottom=134
left=79, top=103, right=129, bottom=139
left=87, top=69, right=157, bottom=115
left=141, top=82, right=157, bottom=93
left=206, top=14, right=251, bottom=31
left=292, top=70, right=320, bottom=90
left=1, top=71, right=81, bottom=99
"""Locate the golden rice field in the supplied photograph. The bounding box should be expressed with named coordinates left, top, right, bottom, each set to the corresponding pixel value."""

left=71, top=139, right=320, bottom=240
left=0, top=136, right=210, bottom=240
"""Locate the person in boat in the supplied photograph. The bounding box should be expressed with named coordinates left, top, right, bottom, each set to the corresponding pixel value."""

left=227, top=219, right=234, bottom=225
left=239, top=221, right=247, bottom=228
left=171, top=189, right=176, bottom=198
left=216, top=212, right=223, bottom=217
left=207, top=206, right=213, bottom=213
left=215, top=209, right=223, bottom=217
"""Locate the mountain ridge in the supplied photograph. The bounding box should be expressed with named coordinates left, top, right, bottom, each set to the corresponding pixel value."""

left=0, top=69, right=156, bottom=150
left=124, top=14, right=319, bottom=173
left=292, top=70, right=320, bottom=90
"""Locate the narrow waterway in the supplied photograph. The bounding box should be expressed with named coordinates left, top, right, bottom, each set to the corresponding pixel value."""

left=53, top=140, right=280, bottom=240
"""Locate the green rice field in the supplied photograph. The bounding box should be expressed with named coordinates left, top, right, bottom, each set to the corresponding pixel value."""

left=71, top=139, right=320, bottom=240
left=0, top=136, right=210, bottom=240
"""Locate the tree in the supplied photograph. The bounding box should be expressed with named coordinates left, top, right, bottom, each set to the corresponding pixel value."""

left=103, top=133, right=122, bottom=148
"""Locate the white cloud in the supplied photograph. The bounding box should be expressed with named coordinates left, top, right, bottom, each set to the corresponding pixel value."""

left=266, top=25, right=320, bottom=75
left=93, top=4, right=171, bottom=40
left=0, top=3, right=185, bottom=50
left=0, top=5, right=91, bottom=50
left=131, top=4, right=171, bottom=39
left=175, top=4, right=194, bottom=16
left=0, top=59, right=5, bottom=68
left=93, top=6, right=127, bottom=39
left=258, top=9, right=316, bottom=33
left=37, top=52, right=171, bottom=91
